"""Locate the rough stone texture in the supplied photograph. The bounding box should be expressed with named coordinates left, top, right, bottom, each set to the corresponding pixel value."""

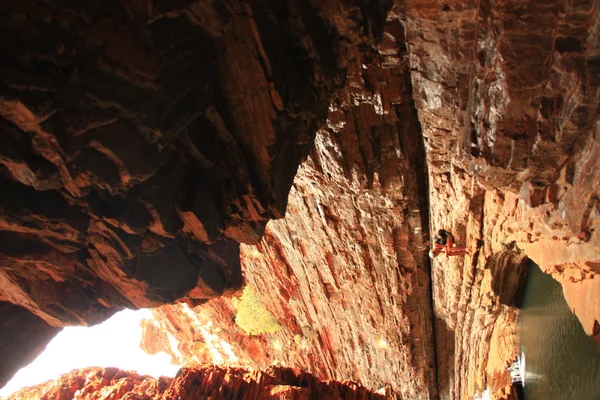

left=0, top=0, right=391, bottom=387
left=401, top=0, right=600, bottom=398
left=140, top=13, right=437, bottom=396
left=5, top=365, right=384, bottom=400
left=1, top=0, right=599, bottom=399
left=142, top=2, right=599, bottom=400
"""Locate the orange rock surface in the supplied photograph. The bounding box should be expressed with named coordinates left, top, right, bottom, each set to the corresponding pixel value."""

left=6, top=366, right=383, bottom=400
left=0, top=0, right=598, bottom=399
left=0, top=0, right=391, bottom=386
left=141, top=2, right=599, bottom=400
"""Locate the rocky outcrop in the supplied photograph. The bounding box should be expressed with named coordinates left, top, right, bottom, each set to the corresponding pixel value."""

left=0, top=0, right=392, bottom=387
left=5, top=365, right=383, bottom=400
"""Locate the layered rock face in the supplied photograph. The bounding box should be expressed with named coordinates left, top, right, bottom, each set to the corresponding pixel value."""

left=1, top=0, right=598, bottom=399
left=141, top=9, right=438, bottom=397
left=5, top=365, right=383, bottom=400
left=0, top=0, right=392, bottom=387
left=142, top=1, right=599, bottom=400
left=404, top=0, right=599, bottom=398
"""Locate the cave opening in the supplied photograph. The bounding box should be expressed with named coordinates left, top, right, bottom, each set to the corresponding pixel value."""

left=0, top=309, right=179, bottom=398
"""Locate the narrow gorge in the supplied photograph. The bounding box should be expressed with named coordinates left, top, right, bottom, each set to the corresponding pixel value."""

left=0, top=0, right=598, bottom=399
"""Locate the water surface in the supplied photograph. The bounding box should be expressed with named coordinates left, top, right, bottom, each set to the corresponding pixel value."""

left=520, top=263, right=600, bottom=399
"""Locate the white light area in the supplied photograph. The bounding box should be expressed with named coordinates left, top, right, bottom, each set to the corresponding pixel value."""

left=165, top=330, right=185, bottom=364
left=179, top=304, right=238, bottom=365
left=473, top=388, right=491, bottom=400
left=0, top=309, right=180, bottom=398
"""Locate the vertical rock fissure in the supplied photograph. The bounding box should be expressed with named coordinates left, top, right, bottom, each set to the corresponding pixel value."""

left=391, top=17, right=440, bottom=396
left=394, top=89, right=439, bottom=397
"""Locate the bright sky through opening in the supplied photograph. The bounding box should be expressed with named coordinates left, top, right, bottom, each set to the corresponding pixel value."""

left=0, top=309, right=180, bottom=398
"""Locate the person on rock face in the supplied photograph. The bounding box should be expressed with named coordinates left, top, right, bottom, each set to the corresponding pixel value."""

left=428, top=229, right=470, bottom=258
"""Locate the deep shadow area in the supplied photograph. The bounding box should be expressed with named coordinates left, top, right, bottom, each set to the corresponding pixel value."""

left=433, top=316, right=455, bottom=397
left=488, top=249, right=529, bottom=307
left=0, top=302, right=60, bottom=388
left=520, top=262, right=600, bottom=400
left=510, top=382, right=524, bottom=400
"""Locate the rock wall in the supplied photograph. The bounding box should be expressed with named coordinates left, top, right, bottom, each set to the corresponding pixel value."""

left=143, top=11, right=436, bottom=397
left=402, top=0, right=600, bottom=398
left=5, top=365, right=384, bottom=400
left=143, top=1, right=599, bottom=400
left=1, top=0, right=598, bottom=398
left=0, top=0, right=391, bottom=387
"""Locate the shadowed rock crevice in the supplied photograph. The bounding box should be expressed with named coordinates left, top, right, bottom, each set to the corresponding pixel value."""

left=0, top=302, right=61, bottom=388
left=434, top=316, right=456, bottom=400
left=488, top=249, right=529, bottom=308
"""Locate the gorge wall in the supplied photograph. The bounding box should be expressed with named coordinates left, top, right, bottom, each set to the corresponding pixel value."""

left=0, top=0, right=391, bottom=387
left=143, top=48, right=436, bottom=397
left=142, top=1, right=599, bottom=400
left=408, top=0, right=600, bottom=397
left=1, top=0, right=599, bottom=399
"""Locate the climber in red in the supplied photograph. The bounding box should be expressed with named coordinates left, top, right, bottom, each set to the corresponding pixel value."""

left=429, top=229, right=470, bottom=258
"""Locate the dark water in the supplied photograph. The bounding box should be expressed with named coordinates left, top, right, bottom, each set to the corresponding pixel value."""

left=520, top=263, right=600, bottom=400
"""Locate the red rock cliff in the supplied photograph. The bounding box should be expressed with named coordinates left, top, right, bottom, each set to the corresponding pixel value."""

left=405, top=0, right=599, bottom=398
left=0, top=0, right=391, bottom=387
left=1, top=0, right=598, bottom=399
left=141, top=1, right=599, bottom=400
left=141, top=9, right=438, bottom=396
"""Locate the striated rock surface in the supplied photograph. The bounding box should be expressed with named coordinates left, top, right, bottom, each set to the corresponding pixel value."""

left=141, top=9, right=437, bottom=396
left=1, top=0, right=598, bottom=399
left=5, top=365, right=383, bottom=400
left=143, top=1, right=599, bottom=400
left=402, top=0, right=600, bottom=398
left=0, top=0, right=391, bottom=386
